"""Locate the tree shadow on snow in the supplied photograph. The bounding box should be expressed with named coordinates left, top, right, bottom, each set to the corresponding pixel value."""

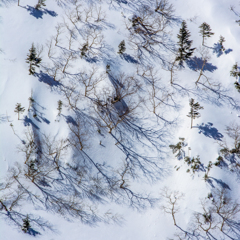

left=186, top=57, right=217, bottom=72
left=22, top=5, right=57, bottom=19
left=121, top=53, right=139, bottom=64
left=27, top=228, right=41, bottom=236
left=197, top=122, right=224, bottom=141
left=0, top=114, right=8, bottom=124
left=36, top=71, right=62, bottom=88
left=63, top=115, right=78, bottom=126
left=210, top=177, right=231, bottom=190
left=23, top=116, right=40, bottom=130
left=212, top=43, right=232, bottom=57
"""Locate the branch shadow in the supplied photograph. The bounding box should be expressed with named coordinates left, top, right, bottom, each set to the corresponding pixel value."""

left=23, top=116, right=40, bottom=130
left=212, top=43, right=232, bottom=57
left=225, top=48, right=233, bottom=54
left=36, top=71, right=62, bottom=87
left=21, top=5, right=58, bottom=19
left=0, top=114, right=8, bottom=124
left=27, top=228, right=41, bottom=236
left=212, top=43, right=223, bottom=57
left=186, top=57, right=217, bottom=72
left=210, top=177, right=231, bottom=190
left=197, top=122, right=224, bottom=141
left=63, top=115, right=78, bottom=126
left=121, top=53, right=139, bottom=64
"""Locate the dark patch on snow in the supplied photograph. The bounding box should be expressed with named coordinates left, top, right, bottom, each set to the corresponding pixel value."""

left=23, top=116, right=40, bottom=130
left=211, top=177, right=231, bottom=190
left=36, top=71, right=62, bottom=87
left=197, top=122, right=223, bottom=141
left=225, top=48, right=233, bottom=54
left=186, top=57, right=217, bottom=72
left=23, top=5, right=57, bottom=19
left=64, top=115, right=78, bottom=126
left=122, top=53, right=139, bottom=64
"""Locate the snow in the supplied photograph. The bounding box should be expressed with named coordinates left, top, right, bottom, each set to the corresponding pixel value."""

left=1, top=0, right=240, bottom=239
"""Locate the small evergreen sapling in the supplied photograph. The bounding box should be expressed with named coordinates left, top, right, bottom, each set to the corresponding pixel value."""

left=199, top=22, right=214, bottom=45
left=184, top=155, right=202, bottom=174
left=230, top=63, right=240, bottom=78
left=80, top=43, right=89, bottom=58
left=22, top=215, right=31, bottom=233
left=26, top=43, right=42, bottom=75
left=118, top=40, right=126, bottom=54
left=28, top=90, right=34, bottom=111
left=57, top=100, right=63, bottom=116
left=187, top=98, right=204, bottom=129
left=234, top=82, right=240, bottom=92
left=35, top=0, right=46, bottom=10
left=230, top=63, right=240, bottom=92
left=106, top=64, right=111, bottom=74
left=218, top=35, right=225, bottom=52
left=14, top=103, right=25, bottom=120
left=169, top=137, right=186, bottom=159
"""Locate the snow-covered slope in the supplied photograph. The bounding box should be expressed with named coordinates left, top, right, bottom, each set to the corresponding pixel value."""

left=1, top=0, right=240, bottom=239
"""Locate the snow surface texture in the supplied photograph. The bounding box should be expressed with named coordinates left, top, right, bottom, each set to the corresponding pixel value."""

left=1, top=0, right=240, bottom=239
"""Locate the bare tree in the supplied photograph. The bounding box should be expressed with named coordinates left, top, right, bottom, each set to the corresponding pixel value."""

left=53, top=23, right=64, bottom=46
left=160, top=187, right=184, bottom=226
left=92, top=73, right=142, bottom=133
left=137, top=66, right=177, bottom=124
left=218, top=122, right=240, bottom=178
left=78, top=66, right=105, bottom=97
left=193, top=188, right=240, bottom=239
left=126, top=4, right=172, bottom=61
left=79, top=27, right=104, bottom=59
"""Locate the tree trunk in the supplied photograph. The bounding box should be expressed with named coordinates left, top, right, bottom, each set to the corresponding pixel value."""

left=18, top=0, right=20, bottom=6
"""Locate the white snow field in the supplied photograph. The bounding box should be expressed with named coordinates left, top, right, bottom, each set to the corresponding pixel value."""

left=1, top=0, right=240, bottom=239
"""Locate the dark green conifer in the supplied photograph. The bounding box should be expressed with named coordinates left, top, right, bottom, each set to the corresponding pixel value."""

left=199, top=22, right=214, bottom=45
left=175, top=21, right=195, bottom=66
left=218, top=35, right=225, bottom=52
left=118, top=40, right=126, bottom=54
left=26, top=43, right=42, bottom=75
left=57, top=100, right=63, bottom=116
left=14, top=103, right=25, bottom=120
left=187, top=98, right=204, bottom=128
left=22, top=215, right=31, bottom=233
left=35, top=0, right=46, bottom=10
left=230, top=63, right=240, bottom=78
left=80, top=43, right=88, bottom=58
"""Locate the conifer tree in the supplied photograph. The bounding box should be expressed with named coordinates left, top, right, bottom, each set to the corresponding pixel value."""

left=230, top=63, right=240, bottom=92
left=22, top=215, right=31, bottom=233
left=234, top=82, right=240, bottom=92
left=199, top=22, right=214, bottom=45
left=118, top=40, right=126, bottom=54
left=57, top=100, right=63, bottom=116
left=175, top=21, right=195, bottom=66
left=187, top=98, right=204, bottom=128
left=35, top=0, right=46, bottom=10
left=218, top=35, right=225, bottom=52
left=106, top=64, right=111, bottom=74
left=26, top=43, right=42, bottom=75
left=14, top=103, right=25, bottom=120
left=80, top=43, right=89, bottom=58
left=230, top=63, right=240, bottom=78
